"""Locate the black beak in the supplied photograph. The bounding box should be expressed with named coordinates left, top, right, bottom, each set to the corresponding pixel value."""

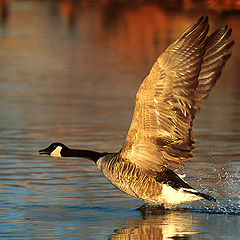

left=38, top=147, right=51, bottom=155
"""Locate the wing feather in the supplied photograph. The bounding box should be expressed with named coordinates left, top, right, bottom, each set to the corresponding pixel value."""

left=120, top=16, right=233, bottom=172
left=195, top=26, right=234, bottom=111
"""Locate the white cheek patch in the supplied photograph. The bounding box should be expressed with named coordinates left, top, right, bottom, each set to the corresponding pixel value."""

left=50, top=146, right=62, bottom=157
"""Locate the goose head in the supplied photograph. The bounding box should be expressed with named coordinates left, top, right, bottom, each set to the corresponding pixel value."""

left=39, top=143, right=67, bottom=157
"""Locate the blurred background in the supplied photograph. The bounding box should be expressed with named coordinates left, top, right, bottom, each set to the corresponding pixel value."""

left=0, top=1, right=239, bottom=240
left=0, top=0, right=239, bottom=148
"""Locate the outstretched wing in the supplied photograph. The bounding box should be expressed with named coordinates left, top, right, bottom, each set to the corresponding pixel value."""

left=120, top=16, right=233, bottom=173
left=194, top=25, right=234, bottom=111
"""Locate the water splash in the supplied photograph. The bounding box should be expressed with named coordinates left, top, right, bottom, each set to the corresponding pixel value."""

left=181, top=162, right=240, bottom=215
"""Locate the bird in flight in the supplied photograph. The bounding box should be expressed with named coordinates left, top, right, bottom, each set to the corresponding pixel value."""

left=39, top=16, right=233, bottom=207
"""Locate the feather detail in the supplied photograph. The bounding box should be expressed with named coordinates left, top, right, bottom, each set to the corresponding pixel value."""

left=120, top=16, right=233, bottom=172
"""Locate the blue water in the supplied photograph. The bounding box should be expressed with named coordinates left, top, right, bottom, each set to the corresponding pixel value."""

left=0, top=1, right=240, bottom=239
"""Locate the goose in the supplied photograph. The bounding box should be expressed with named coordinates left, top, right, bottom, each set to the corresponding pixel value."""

left=39, top=16, right=233, bottom=206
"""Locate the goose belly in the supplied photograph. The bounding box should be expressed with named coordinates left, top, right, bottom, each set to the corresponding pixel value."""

left=100, top=157, right=162, bottom=203
left=97, top=155, right=202, bottom=205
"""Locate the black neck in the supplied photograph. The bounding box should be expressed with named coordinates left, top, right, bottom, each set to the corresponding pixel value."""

left=61, top=148, right=107, bottom=163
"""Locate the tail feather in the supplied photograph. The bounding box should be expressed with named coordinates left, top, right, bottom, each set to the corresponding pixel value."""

left=156, top=167, right=216, bottom=202
left=183, top=189, right=216, bottom=202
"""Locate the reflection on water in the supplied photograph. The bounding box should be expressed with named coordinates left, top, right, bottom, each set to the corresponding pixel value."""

left=111, top=208, right=240, bottom=240
left=111, top=209, right=199, bottom=240
left=0, top=0, right=240, bottom=239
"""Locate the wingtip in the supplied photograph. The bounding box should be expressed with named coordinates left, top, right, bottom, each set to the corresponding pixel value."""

left=204, top=14, right=208, bottom=22
left=177, top=15, right=209, bottom=43
left=199, top=14, right=208, bottom=23
left=196, top=15, right=208, bottom=25
left=199, top=14, right=208, bottom=20
left=227, top=28, right=232, bottom=36
left=198, top=15, right=204, bottom=22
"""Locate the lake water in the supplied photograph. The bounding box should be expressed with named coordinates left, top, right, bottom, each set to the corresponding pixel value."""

left=0, top=1, right=240, bottom=239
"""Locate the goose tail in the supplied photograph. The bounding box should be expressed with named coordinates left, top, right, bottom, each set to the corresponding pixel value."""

left=183, top=188, right=216, bottom=201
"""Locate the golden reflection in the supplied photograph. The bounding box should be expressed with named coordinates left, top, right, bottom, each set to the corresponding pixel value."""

left=110, top=209, right=199, bottom=240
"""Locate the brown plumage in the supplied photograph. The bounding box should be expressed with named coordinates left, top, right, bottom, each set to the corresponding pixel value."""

left=120, top=16, right=233, bottom=172
left=39, top=16, right=233, bottom=206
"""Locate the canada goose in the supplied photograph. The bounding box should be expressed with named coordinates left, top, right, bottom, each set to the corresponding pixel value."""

left=39, top=16, right=233, bottom=206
